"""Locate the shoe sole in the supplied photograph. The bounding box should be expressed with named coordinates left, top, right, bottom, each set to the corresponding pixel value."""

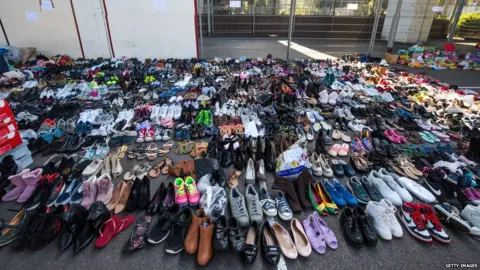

left=278, top=213, right=293, bottom=221
left=397, top=211, right=432, bottom=242
left=165, top=247, right=183, bottom=254
left=434, top=205, right=471, bottom=233
left=263, top=210, right=277, bottom=217
left=147, top=234, right=169, bottom=245
left=346, top=182, right=369, bottom=204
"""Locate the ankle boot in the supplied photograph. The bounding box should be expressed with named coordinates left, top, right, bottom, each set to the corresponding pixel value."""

left=197, top=216, right=214, bottom=266
left=272, top=176, right=302, bottom=213
left=184, top=209, right=206, bottom=254
left=17, top=168, right=43, bottom=203
left=293, top=169, right=313, bottom=209
left=2, top=169, right=30, bottom=201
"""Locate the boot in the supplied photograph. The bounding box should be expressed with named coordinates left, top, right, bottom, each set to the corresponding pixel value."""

left=2, top=169, right=30, bottom=201
left=197, top=216, right=214, bottom=266
left=293, top=169, right=313, bottom=209
left=272, top=176, right=302, bottom=213
left=184, top=208, right=206, bottom=254
left=17, top=168, right=43, bottom=203
left=0, top=155, right=18, bottom=189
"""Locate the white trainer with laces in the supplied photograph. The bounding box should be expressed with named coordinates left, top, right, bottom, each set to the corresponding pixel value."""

left=368, top=170, right=403, bottom=206
left=377, top=169, right=413, bottom=203
left=365, top=201, right=393, bottom=240
left=379, top=199, right=403, bottom=237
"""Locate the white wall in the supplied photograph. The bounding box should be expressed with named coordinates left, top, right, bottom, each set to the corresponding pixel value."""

left=0, top=0, right=197, bottom=58
left=0, top=0, right=83, bottom=57
left=105, top=0, right=197, bottom=58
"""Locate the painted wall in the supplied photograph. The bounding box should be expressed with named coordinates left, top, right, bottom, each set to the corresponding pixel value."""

left=0, top=0, right=197, bottom=59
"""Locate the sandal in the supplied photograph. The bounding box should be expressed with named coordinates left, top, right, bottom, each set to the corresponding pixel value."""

left=146, top=143, right=158, bottom=161
left=149, top=160, right=166, bottom=178
left=159, top=141, right=174, bottom=156
left=162, top=157, right=173, bottom=175
left=195, top=141, right=208, bottom=158
left=228, top=170, right=241, bottom=188
left=136, top=145, right=147, bottom=160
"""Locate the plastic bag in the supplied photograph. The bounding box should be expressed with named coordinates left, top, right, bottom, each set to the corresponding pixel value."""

left=0, top=46, right=20, bottom=63
left=275, top=137, right=311, bottom=179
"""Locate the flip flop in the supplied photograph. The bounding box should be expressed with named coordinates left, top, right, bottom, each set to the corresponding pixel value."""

left=95, top=215, right=136, bottom=248
left=162, top=157, right=173, bottom=175
left=419, top=132, right=434, bottom=143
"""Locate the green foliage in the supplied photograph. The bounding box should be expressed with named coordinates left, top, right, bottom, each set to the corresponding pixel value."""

left=456, top=12, right=480, bottom=36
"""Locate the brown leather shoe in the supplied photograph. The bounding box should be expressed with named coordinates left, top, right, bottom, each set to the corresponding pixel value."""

left=184, top=208, right=206, bottom=254
left=197, top=216, right=214, bottom=266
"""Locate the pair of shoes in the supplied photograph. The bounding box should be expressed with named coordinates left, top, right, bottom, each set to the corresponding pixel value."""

left=146, top=205, right=192, bottom=254
left=146, top=182, right=175, bottom=214
left=322, top=179, right=359, bottom=207
left=106, top=180, right=134, bottom=214
left=365, top=199, right=403, bottom=240
left=2, top=169, right=43, bottom=203
left=174, top=176, right=200, bottom=206
left=398, top=202, right=451, bottom=243
left=303, top=211, right=337, bottom=254
left=80, top=174, right=114, bottom=208
left=340, top=207, right=378, bottom=247
left=23, top=172, right=66, bottom=210
left=54, top=179, right=83, bottom=205
left=108, top=131, right=137, bottom=146
left=95, top=214, right=136, bottom=248
left=308, top=182, right=339, bottom=215
left=184, top=209, right=214, bottom=266
left=102, top=153, right=123, bottom=178
left=126, top=176, right=151, bottom=212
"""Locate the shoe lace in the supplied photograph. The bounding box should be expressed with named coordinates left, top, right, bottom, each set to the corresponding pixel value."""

left=247, top=196, right=261, bottom=215
left=84, top=184, right=93, bottom=198
left=410, top=209, right=426, bottom=230
left=381, top=207, right=397, bottom=227
left=176, top=185, right=186, bottom=196
left=277, top=198, right=290, bottom=213
left=186, top=183, right=197, bottom=195
left=98, top=181, right=110, bottom=194
left=236, top=198, right=246, bottom=214
left=424, top=208, right=442, bottom=230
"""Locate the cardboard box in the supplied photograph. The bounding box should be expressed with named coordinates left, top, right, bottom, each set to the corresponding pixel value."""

left=384, top=53, right=399, bottom=65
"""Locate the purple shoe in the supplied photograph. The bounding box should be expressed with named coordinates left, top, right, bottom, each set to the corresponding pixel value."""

left=162, top=182, right=174, bottom=208
left=470, top=188, right=480, bottom=200
left=313, top=212, right=338, bottom=249
left=464, top=188, right=478, bottom=201
left=17, top=168, right=43, bottom=203
left=302, top=214, right=326, bottom=254
left=2, top=169, right=30, bottom=201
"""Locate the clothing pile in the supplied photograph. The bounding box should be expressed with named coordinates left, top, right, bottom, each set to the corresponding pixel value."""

left=0, top=56, right=479, bottom=265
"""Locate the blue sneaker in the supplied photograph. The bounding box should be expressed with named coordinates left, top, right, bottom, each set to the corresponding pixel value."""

left=70, top=181, right=83, bottom=204
left=55, top=179, right=81, bottom=206
left=333, top=179, right=359, bottom=206
left=182, top=126, right=191, bottom=141
left=322, top=179, right=347, bottom=207
left=275, top=190, right=293, bottom=221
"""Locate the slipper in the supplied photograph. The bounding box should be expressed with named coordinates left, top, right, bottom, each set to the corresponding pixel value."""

left=162, top=157, right=173, bottom=175
left=425, top=131, right=441, bottom=143
left=341, top=132, right=351, bottom=143
left=159, top=141, right=174, bottom=156
left=328, top=144, right=341, bottom=157
left=124, top=165, right=139, bottom=181
left=332, top=129, right=341, bottom=140
left=320, top=121, right=332, bottom=130
left=338, top=143, right=349, bottom=156
left=419, top=132, right=434, bottom=143
left=95, top=215, right=136, bottom=248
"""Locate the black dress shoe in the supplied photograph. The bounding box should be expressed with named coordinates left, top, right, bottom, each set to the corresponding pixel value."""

left=30, top=206, right=65, bottom=250
left=213, top=215, right=229, bottom=251
left=340, top=208, right=364, bottom=248
left=228, top=217, right=245, bottom=252
left=126, top=178, right=142, bottom=212
left=147, top=183, right=165, bottom=215
left=76, top=201, right=110, bottom=252
left=260, top=221, right=280, bottom=265
left=331, top=160, right=344, bottom=177
left=241, top=221, right=258, bottom=264
left=59, top=204, right=88, bottom=252
left=353, top=207, right=377, bottom=246
left=137, top=176, right=151, bottom=210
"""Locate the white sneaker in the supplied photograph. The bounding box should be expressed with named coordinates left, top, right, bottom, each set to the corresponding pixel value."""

left=305, top=111, right=316, bottom=123
left=319, top=90, right=329, bottom=104
left=368, top=170, right=403, bottom=206
left=158, top=104, right=169, bottom=120
left=328, top=92, right=338, bottom=105
left=166, top=105, right=175, bottom=120
left=377, top=169, right=413, bottom=203
left=240, top=109, right=250, bottom=126
left=348, top=120, right=371, bottom=132
left=150, top=105, right=160, bottom=121
left=396, top=177, right=436, bottom=203
left=173, top=104, right=182, bottom=120
left=333, top=107, right=345, bottom=118
left=460, top=205, right=480, bottom=227
left=214, top=102, right=221, bottom=116
left=435, top=203, right=480, bottom=236
left=343, top=107, right=355, bottom=120
left=379, top=199, right=403, bottom=237
left=365, top=201, right=393, bottom=240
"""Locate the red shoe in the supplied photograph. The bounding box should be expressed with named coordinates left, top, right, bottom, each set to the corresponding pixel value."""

left=95, top=215, right=136, bottom=248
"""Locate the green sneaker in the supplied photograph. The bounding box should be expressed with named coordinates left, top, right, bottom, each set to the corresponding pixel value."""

left=203, top=110, right=213, bottom=127
left=195, top=110, right=204, bottom=125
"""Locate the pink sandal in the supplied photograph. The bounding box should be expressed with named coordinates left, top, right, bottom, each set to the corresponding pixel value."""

left=338, top=143, right=349, bottom=156
left=384, top=130, right=400, bottom=144
left=328, top=144, right=341, bottom=157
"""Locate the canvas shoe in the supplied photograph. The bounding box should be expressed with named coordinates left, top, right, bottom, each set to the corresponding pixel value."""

left=259, top=181, right=277, bottom=217
left=275, top=190, right=293, bottom=221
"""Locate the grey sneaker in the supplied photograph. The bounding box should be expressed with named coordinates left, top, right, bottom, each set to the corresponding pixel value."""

left=275, top=190, right=293, bottom=221
left=259, top=182, right=277, bottom=217
left=245, top=184, right=263, bottom=223
left=229, top=187, right=250, bottom=227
